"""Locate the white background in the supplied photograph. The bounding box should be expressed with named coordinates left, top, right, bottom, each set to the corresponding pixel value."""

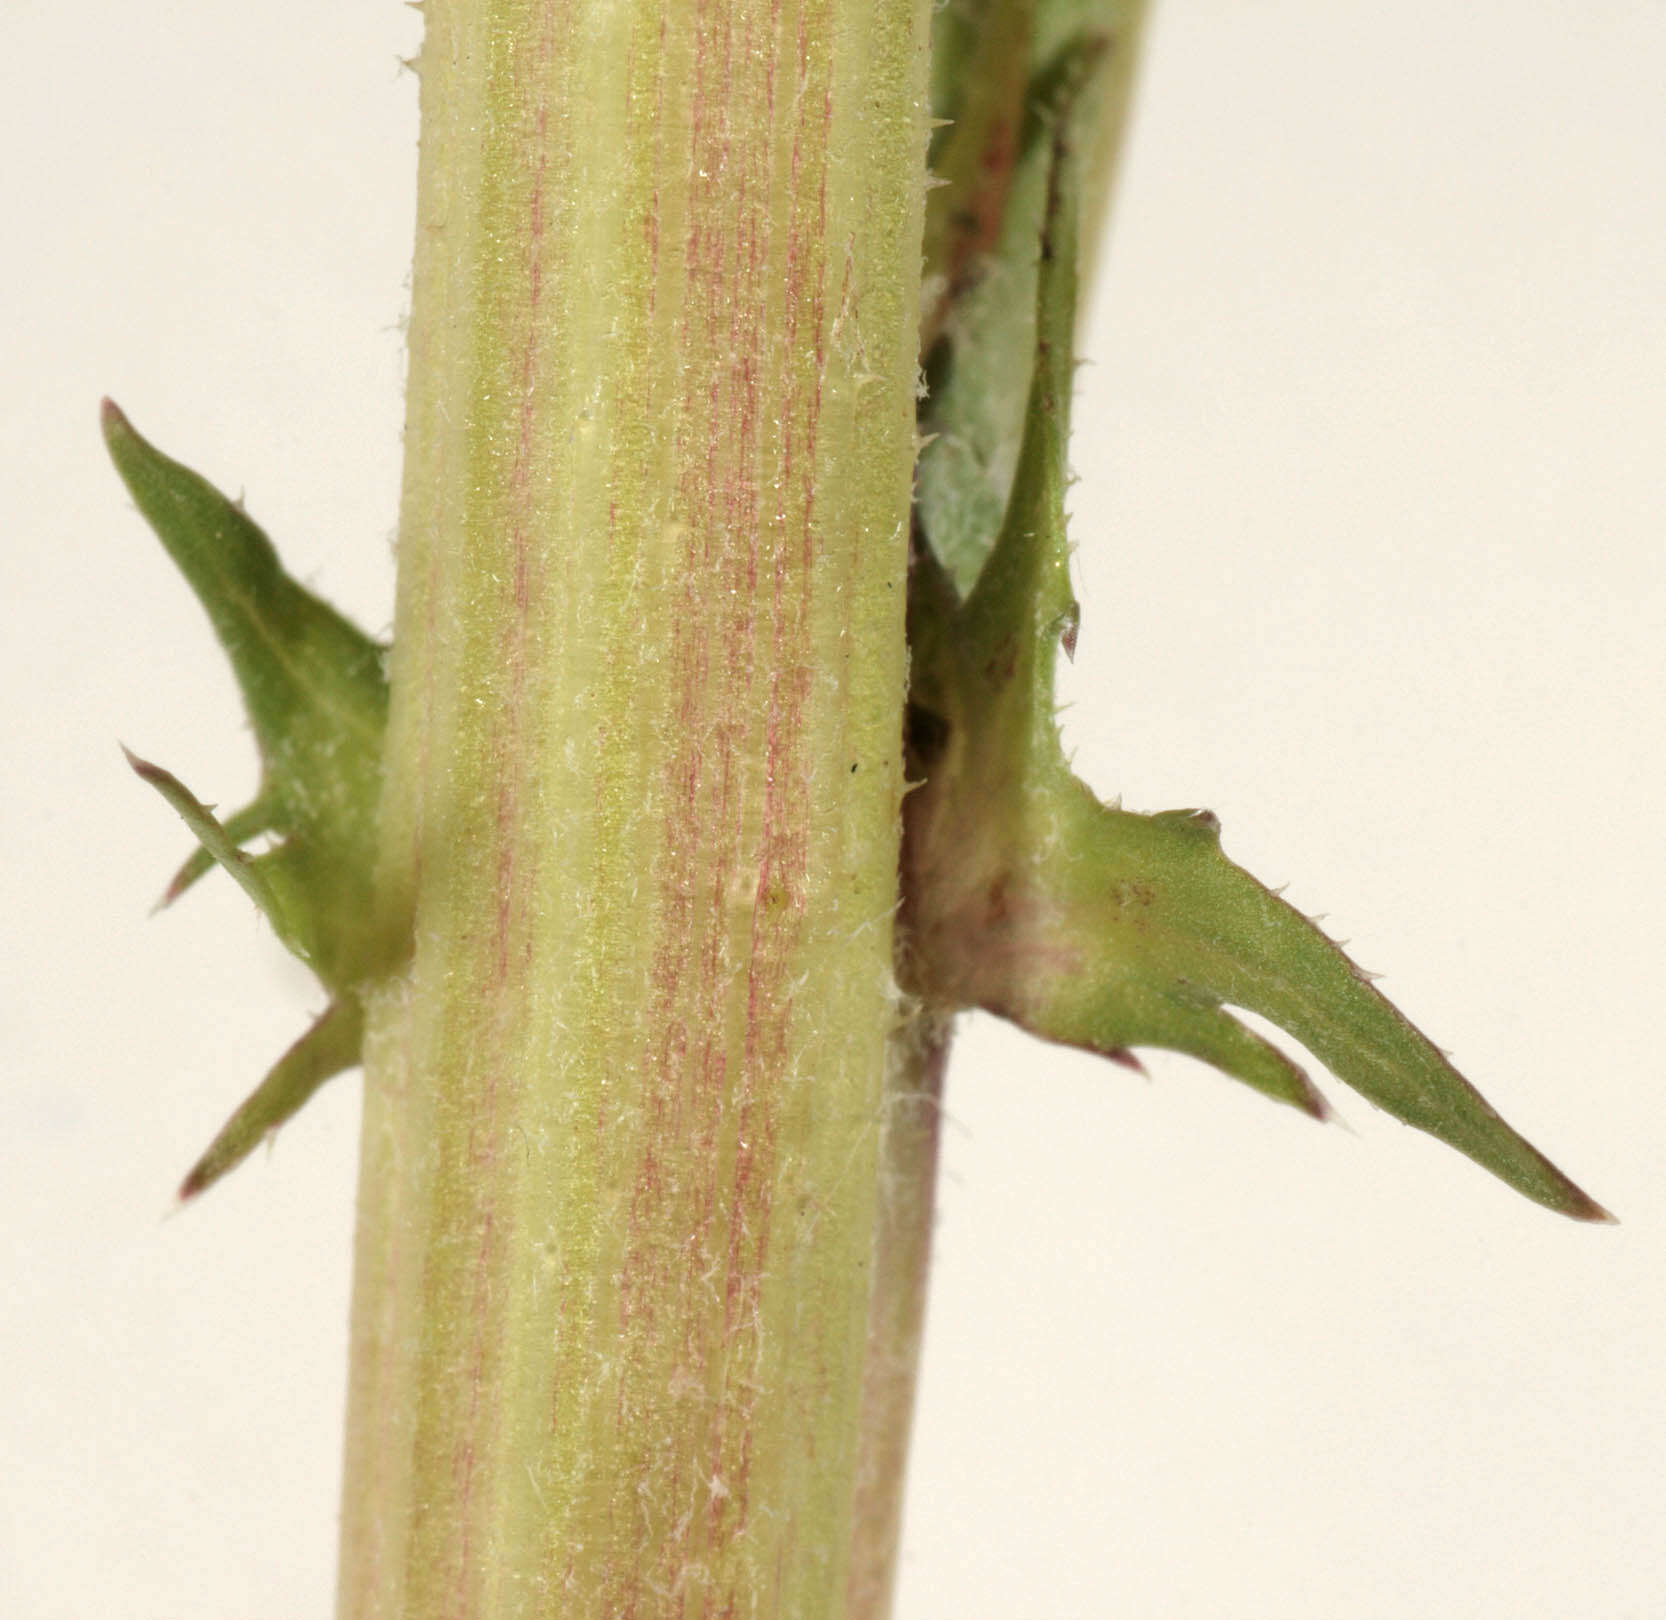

left=2, top=3, right=1661, bottom=1615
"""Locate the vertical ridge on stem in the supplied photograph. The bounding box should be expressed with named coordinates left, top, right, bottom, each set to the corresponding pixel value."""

left=339, top=2, right=931, bottom=1616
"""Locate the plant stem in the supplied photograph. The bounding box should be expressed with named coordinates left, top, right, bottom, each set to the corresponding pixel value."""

left=336, top=2, right=931, bottom=1615
left=842, top=1018, right=951, bottom=1619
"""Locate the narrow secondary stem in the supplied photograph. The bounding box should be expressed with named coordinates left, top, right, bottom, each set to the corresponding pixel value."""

left=843, top=1018, right=952, bottom=1619
left=337, top=3, right=930, bottom=1616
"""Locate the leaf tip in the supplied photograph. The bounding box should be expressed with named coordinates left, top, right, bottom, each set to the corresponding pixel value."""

left=1552, top=1179, right=1617, bottom=1225
left=120, top=742, right=159, bottom=783
left=1297, top=1070, right=1334, bottom=1123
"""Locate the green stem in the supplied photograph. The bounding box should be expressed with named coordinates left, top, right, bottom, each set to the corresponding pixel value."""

left=336, top=2, right=930, bottom=1615
left=844, top=1017, right=952, bottom=1620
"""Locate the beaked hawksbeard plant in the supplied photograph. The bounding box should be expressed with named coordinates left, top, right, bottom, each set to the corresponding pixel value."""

left=104, top=1, right=1608, bottom=1614
left=109, top=21, right=1604, bottom=1225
